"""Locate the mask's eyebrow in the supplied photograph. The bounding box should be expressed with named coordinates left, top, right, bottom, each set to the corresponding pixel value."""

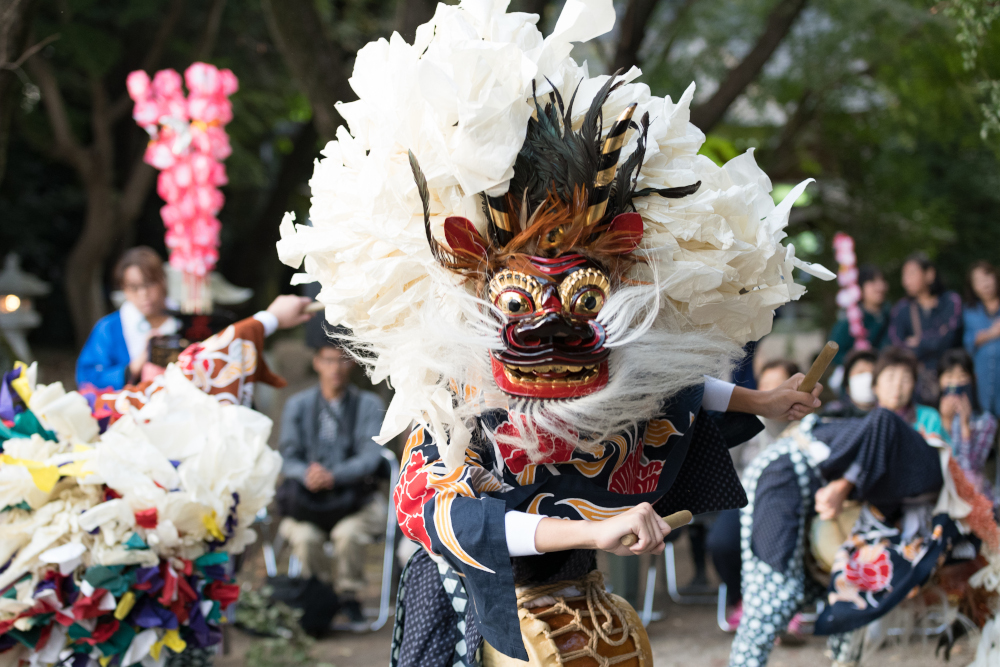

left=505, top=255, right=555, bottom=283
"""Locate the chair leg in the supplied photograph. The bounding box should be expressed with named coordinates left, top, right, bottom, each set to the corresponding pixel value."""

left=370, top=451, right=400, bottom=632
left=717, top=584, right=730, bottom=631
left=262, top=543, right=278, bottom=578
left=664, top=542, right=717, bottom=605
left=640, top=564, right=657, bottom=627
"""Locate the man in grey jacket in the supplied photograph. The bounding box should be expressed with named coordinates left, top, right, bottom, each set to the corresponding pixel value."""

left=277, top=342, right=387, bottom=628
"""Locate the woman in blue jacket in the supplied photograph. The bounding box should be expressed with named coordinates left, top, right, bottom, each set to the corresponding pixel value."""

left=964, top=261, right=1000, bottom=417
left=75, top=247, right=180, bottom=389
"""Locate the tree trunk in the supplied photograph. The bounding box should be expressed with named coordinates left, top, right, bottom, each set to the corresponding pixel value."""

left=689, top=0, right=809, bottom=132
left=65, top=169, right=118, bottom=344
left=261, top=0, right=352, bottom=142
left=612, top=0, right=662, bottom=73
left=0, top=0, right=37, bottom=184
left=224, top=120, right=319, bottom=304
left=393, top=0, right=436, bottom=44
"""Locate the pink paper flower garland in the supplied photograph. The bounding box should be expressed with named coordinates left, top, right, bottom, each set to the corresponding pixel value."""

left=833, top=232, right=870, bottom=350
left=126, top=63, right=238, bottom=313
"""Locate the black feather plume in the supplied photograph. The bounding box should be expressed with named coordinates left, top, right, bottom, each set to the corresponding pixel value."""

left=408, top=150, right=441, bottom=263
left=632, top=182, right=702, bottom=199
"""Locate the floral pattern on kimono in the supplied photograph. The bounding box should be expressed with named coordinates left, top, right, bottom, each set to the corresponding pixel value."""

left=394, top=384, right=751, bottom=661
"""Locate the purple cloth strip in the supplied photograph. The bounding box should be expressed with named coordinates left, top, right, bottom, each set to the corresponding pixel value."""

left=130, top=596, right=178, bottom=630
left=0, top=368, right=19, bottom=422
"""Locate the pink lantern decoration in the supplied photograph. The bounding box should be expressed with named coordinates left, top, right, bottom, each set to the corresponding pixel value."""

left=126, top=63, right=238, bottom=313
left=832, top=232, right=870, bottom=351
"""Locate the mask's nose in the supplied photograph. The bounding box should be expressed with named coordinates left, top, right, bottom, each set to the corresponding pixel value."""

left=510, top=312, right=586, bottom=347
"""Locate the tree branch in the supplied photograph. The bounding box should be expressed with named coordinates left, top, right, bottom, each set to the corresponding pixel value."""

left=118, top=152, right=156, bottom=228
left=195, top=0, right=227, bottom=61
left=109, top=0, right=186, bottom=123
left=26, top=52, right=88, bottom=171
left=393, top=0, right=436, bottom=44
left=690, top=0, right=809, bottom=132
left=224, top=121, right=319, bottom=298
left=612, top=0, right=662, bottom=73
left=763, top=89, right=818, bottom=179
left=0, top=0, right=39, bottom=184
left=261, top=0, right=353, bottom=142
left=90, top=75, right=114, bottom=179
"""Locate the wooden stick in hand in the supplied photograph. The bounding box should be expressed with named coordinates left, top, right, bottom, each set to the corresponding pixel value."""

left=303, top=301, right=325, bottom=314
left=799, top=341, right=839, bottom=394
left=620, top=510, right=693, bottom=547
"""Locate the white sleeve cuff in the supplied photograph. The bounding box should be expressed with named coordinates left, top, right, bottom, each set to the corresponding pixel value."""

left=253, top=311, right=279, bottom=337
left=843, top=462, right=863, bottom=485
left=505, top=511, right=546, bottom=557
left=702, top=376, right=736, bottom=412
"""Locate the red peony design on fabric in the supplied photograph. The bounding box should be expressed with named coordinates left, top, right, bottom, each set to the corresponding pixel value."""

left=844, top=544, right=893, bottom=592
left=609, top=438, right=664, bottom=494
left=395, top=449, right=434, bottom=551
left=495, top=417, right=577, bottom=474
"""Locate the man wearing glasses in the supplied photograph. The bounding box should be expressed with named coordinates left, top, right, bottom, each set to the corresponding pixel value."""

left=276, top=339, right=388, bottom=631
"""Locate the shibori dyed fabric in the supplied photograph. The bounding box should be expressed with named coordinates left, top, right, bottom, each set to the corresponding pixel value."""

left=731, top=409, right=1000, bottom=666
left=0, top=317, right=282, bottom=666
left=814, top=507, right=961, bottom=635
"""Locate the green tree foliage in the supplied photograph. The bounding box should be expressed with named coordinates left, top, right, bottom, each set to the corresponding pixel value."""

left=638, top=0, right=1000, bottom=325
left=1, top=0, right=312, bottom=343
left=4, top=0, right=1000, bottom=345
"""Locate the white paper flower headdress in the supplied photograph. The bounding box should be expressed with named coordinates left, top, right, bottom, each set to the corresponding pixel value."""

left=277, top=0, right=832, bottom=464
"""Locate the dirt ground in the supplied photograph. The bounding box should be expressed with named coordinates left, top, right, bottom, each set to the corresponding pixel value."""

left=217, top=530, right=974, bottom=667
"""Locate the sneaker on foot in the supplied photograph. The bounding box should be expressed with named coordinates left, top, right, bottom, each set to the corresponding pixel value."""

left=777, top=613, right=807, bottom=646
left=724, top=601, right=743, bottom=632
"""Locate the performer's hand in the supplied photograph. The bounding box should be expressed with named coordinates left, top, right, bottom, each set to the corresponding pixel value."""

left=757, top=373, right=822, bottom=421
left=589, top=503, right=670, bottom=557
left=267, top=295, right=314, bottom=330
left=815, top=478, right=853, bottom=520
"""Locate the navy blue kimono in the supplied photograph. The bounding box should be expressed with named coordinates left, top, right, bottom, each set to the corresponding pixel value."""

left=392, top=385, right=755, bottom=664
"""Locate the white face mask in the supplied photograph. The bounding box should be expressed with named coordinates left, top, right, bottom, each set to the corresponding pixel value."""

left=848, top=372, right=875, bottom=406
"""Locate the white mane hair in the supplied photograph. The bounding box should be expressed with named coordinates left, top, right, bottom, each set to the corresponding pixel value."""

left=277, top=0, right=832, bottom=468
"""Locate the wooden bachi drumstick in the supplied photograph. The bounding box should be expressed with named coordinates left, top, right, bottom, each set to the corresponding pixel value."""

left=799, top=341, right=839, bottom=394
left=304, top=301, right=325, bottom=314
left=620, top=510, right=693, bottom=547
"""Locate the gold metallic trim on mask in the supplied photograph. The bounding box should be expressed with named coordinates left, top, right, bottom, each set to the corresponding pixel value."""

left=557, top=268, right=610, bottom=316
left=487, top=270, right=545, bottom=313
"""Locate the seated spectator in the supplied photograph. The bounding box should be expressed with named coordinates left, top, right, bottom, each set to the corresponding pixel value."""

left=889, top=253, right=963, bottom=404
left=76, top=247, right=180, bottom=390
left=938, top=348, right=998, bottom=501
left=277, top=341, right=388, bottom=631
left=830, top=264, right=891, bottom=367
left=822, top=348, right=878, bottom=418
left=963, top=260, right=1000, bottom=416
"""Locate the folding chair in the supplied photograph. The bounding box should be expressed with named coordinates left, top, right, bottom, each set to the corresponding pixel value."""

left=262, top=447, right=400, bottom=632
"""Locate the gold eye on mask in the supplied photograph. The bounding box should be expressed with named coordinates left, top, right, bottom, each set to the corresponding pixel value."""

left=558, top=268, right=610, bottom=317
left=487, top=270, right=544, bottom=315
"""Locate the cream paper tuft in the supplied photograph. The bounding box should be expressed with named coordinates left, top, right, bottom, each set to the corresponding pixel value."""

left=277, top=0, right=831, bottom=452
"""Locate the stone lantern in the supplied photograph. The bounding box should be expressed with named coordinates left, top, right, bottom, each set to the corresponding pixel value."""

left=0, top=254, right=50, bottom=362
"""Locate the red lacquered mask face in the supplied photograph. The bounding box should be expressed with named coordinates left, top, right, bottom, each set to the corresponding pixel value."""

left=487, top=254, right=610, bottom=399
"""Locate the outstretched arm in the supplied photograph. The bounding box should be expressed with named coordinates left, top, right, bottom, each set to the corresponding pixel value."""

left=705, top=374, right=822, bottom=421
